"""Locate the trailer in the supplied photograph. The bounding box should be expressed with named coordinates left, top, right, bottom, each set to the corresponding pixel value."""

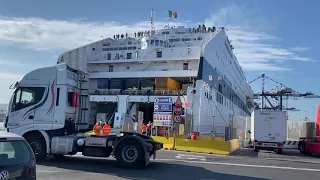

left=250, top=110, right=287, bottom=154
left=298, top=105, right=320, bottom=155
left=3, top=63, right=163, bottom=168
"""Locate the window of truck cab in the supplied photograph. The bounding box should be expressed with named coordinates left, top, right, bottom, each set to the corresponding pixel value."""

left=11, top=87, right=45, bottom=112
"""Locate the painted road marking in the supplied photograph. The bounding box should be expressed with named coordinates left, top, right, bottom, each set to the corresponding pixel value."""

left=155, top=159, right=320, bottom=172
left=37, top=170, right=64, bottom=173
left=175, top=154, right=206, bottom=161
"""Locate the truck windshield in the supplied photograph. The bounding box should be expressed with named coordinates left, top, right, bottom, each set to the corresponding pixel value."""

left=0, top=140, right=33, bottom=167
left=11, top=87, right=45, bottom=112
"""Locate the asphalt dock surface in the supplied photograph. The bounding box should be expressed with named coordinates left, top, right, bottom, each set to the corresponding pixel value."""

left=1, top=123, right=319, bottom=180
left=36, top=149, right=320, bottom=180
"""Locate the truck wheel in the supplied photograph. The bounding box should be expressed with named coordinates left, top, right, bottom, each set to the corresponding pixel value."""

left=25, top=134, right=47, bottom=161
left=115, top=139, right=146, bottom=168
left=299, top=141, right=306, bottom=154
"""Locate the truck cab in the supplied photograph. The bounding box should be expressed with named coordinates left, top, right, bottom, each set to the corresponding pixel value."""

left=4, top=63, right=162, bottom=168
left=4, top=63, right=90, bottom=159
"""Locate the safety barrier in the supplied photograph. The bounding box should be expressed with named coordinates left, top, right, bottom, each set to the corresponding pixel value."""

left=151, top=135, right=230, bottom=155
left=175, top=137, right=230, bottom=155
left=151, top=136, right=175, bottom=150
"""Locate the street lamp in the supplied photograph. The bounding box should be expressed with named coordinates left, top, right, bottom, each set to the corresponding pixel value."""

left=312, top=106, right=315, bottom=122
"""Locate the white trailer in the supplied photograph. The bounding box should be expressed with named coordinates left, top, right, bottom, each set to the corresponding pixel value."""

left=250, top=110, right=287, bottom=154
left=3, top=63, right=163, bottom=168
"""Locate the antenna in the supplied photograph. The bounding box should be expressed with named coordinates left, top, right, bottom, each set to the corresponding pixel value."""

left=151, top=9, right=155, bottom=35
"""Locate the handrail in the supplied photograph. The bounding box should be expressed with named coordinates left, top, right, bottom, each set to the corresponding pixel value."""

left=89, top=89, right=187, bottom=96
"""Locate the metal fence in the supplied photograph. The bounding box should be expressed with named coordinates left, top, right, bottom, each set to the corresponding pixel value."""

left=287, top=120, right=303, bottom=140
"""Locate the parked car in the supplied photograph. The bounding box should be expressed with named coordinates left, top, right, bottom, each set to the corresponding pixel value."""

left=0, top=131, right=36, bottom=180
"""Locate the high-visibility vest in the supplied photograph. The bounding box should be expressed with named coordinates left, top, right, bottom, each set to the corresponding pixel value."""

left=102, top=124, right=112, bottom=136
left=141, top=125, right=147, bottom=133
left=93, top=123, right=103, bottom=135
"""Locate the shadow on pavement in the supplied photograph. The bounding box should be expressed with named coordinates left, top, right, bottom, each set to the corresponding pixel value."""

left=230, top=148, right=259, bottom=158
left=38, top=156, right=268, bottom=180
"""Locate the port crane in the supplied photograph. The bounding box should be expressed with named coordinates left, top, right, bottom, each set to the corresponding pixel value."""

left=249, top=74, right=320, bottom=111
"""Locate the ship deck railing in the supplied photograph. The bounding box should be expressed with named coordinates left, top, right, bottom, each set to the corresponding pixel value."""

left=89, top=89, right=187, bottom=96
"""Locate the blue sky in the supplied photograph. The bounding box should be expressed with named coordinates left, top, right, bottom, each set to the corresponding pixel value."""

left=0, top=0, right=319, bottom=121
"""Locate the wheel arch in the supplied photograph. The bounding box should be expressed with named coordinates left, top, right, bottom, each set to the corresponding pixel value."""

left=115, top=135, right=148, bottom=151
left=22, top=130, right=51, bottom=153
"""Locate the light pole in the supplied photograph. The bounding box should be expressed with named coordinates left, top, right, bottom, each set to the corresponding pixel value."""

left=312, top=106, right=315, bottom=122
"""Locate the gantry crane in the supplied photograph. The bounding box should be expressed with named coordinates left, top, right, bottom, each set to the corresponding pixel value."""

left=249, top=74, right=320, bottom=111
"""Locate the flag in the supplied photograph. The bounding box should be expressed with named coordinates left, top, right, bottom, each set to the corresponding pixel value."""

left=168, top=10, right=178, bottom=18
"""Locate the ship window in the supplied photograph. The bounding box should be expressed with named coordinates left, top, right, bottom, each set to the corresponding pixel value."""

left=127, top=53, right=132, bottom=59
left=107, top=53, right=111, bottom=60
left=182, top=38, right=191, bottom=41
left=156, top=51, right=162, bottom=58
left=128, top=41, right=132, bottom=45
left=155, top=40, right=159, bottom=46
left=218, top=84, right=222, bottom=93
left=183, top=63, right=189, bottom=70
left=109, top=47, right=114, bottom=51
left=197, top=37, right=202, bottom=40
left=114, top=47, right=119, bottom=51
left=110, top=79, right=121, bottom=89
left=175, top=38, right=180, bottom=42
left=169, top=39, right=175, bottom=42
left=97, top=79, right=109, bottom=89
left=151, top=40, right=154, bottom=45
left=123, top=47, right=128, bottom=50
left=11, top=87, right=45, bottom=112
left=128, top=46, right=133, bottom=50
left=132, top=47, right=137, bottom=50
left=119, top=47, right=123, bottom=50
left=109, top=65, right=113, bottom=72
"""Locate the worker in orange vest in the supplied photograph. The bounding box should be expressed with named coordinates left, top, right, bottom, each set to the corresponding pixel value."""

left=147, top=121, right=152, bottom=136
left=93, top=121, right=103, bottom=136
left=102, top=123, right=112, bottom=136
left=141, top=124, right=147, bottom=135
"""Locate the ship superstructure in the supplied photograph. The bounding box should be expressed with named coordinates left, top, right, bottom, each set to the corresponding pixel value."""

left=57, top=25, right=254, bottom=137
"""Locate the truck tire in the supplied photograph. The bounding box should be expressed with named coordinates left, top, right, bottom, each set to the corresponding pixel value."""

left=298, top=141, right=311, bottom=155
left=115, top=139, right=146, bottom=168
left=25, top=134, right=47, bottom=161
left=299, top=141, right=306, bottom=154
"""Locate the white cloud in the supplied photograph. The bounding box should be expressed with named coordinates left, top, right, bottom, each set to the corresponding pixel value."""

left=204, top=4, right=314, bottom=71
left=0, top=72, right=22, bottom=80
left=0, top=72, right=22, bottom=104
left=0, top=16, right=188, bottom=51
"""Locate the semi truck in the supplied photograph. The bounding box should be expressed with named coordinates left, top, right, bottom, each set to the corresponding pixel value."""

left=250, top=110, right=287, bottom=154
left=3, top=63, right=163, bottom=168
left=298, top=105, right=320, bottom=155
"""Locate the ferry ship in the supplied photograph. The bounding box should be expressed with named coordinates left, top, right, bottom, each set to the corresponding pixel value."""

left=57, top=24, right=254, bottom=137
